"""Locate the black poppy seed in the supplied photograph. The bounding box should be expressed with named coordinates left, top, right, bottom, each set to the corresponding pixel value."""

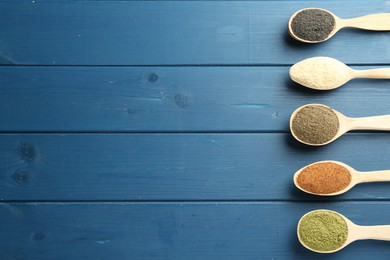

left=291, top=9, right=335, bottom=42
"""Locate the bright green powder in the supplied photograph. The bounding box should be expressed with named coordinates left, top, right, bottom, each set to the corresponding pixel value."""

left=298, top=210, right=348, bottom=252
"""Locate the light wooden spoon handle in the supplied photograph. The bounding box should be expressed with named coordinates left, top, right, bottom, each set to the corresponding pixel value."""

left=341, top=13, right=390, bottom=30
left=353, top=68, right=390, bottom=79
left=358, top=170, right=390, bottom=183
left=355, top=225, right=390, bottom=241
left=348, top=115, right=390, bottom=131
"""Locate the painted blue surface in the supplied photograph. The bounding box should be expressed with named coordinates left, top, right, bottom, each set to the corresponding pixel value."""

left=2, top=133, right=390, bottom=201
left=0, top=1, right=390, bottom=65
left=1, top=0, right=390, bottom=259
left=1, top=66, right=390, bottom=131
left=2, top=202, right=390, bottom=259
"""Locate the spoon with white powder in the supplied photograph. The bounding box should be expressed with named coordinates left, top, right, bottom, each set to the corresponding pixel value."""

left=290, top=57, right=390, bottom=90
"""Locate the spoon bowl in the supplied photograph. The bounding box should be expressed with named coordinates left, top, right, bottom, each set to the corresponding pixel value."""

left=289, top=8, right=390, bottom=43
left=288, top=8, right=339, bottom=43
left=298, top=209, right=390, bottom=253
left=290, top=57, right=390, bottom=90
left=293, top=160, right=356, bottom=196
left=290, top=104, right=390, bottom=146
left=290, top=104, right=349, bottom=146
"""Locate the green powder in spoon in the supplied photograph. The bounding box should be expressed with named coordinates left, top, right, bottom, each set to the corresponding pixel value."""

left=291, top=105, right=339, bottom=145
left=298, top=210, right=348, bottom=252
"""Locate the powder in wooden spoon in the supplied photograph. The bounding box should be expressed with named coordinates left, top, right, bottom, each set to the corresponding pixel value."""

left=290, top=57, right=352, bottom=90
left=290, top=9, right=335, bottom=42
left=291, top=105, right=339, bottom=145
left=298, top=210, right=348, bottom=252
left=297, top=162, right=352, bottom=194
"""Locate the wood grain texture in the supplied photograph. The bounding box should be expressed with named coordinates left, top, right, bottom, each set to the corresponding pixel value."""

left=2, top=0, right=390, bottom=258
left=2, top=66, right=390, bottom=132
left=1, top=1, right=390, bottom=65
left=1, top=202, right=390, bottom=259
left=2, top=133, right=390, bottom=201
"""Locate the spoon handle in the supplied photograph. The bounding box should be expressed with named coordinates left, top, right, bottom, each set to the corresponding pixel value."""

left=358, top=170, right=390, bottom=183
left=342, top=13, right=390, bottom=30
left=357, top=225, right=390, bottom=241
left=349, top=115, right=390, bottom=131
left=353, top=68, right=390, bottom=79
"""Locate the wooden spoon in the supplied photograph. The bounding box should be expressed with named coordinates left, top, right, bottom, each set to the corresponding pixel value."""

left=294, top=160, right=390, bottom=196
left=288, top=8, right=390, bottom=43
left=298, top=209, right=390, bottom=253
left=290, top=104, right=390, bottom=146
left=290, top=57, right=390, bottom=90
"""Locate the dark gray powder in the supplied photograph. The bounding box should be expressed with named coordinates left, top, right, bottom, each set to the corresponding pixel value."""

left=291, top=105, right=339, bottom=145
left=291, top=9, right=335, bottom=42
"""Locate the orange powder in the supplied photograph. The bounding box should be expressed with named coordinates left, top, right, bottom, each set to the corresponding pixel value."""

left=297, top=162, right=351, bottom=194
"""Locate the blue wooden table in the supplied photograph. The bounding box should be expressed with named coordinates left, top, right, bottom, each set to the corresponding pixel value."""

left=1, top=1, right=390, bottom=259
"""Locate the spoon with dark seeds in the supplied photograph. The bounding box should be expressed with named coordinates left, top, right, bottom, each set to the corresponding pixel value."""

left=288, top=8, right=390, bottom=43
left=290, top=104, right=390, bottom=146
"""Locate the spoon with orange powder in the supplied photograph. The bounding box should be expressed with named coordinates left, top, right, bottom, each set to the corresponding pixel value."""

left=294, top=161, right=390, bottom=196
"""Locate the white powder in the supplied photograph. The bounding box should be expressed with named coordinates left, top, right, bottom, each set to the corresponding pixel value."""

left=290, top=57, right=353, bottom=90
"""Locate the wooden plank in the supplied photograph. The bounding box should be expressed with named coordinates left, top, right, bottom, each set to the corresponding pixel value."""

left=2, top=66, right=390, bottom=131
left=1, top=202, right=390, bottom=259
left=1, top=1, right=390, bottom=65
left=2, top=133, right=390, bottom=201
